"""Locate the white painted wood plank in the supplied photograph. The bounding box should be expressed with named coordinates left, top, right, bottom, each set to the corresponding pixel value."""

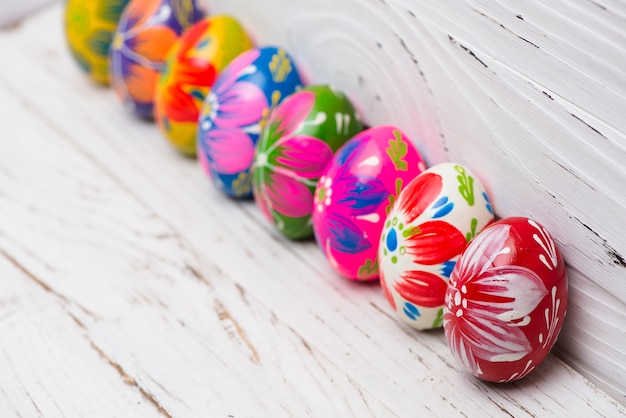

left=204, top=0, right=626, bottom=401
left=0, top=255, right=162, bottom=417
left=1, top=4, right=623, bottom=415
left=0, top=80, right=394, bottom=416
left=0, top=0, right=56, bottom=28
left=0, top=2, right=624, bottom=416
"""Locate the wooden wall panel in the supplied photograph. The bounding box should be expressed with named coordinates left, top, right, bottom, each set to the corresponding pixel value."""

left=206, top=0, right=626, bottom=400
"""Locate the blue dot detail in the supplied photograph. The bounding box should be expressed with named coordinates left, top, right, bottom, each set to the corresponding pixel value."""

left=432, top=196, right=454, bottom=218
left=483, top=191, right=493, bottom=215
left=386, top=228, right=398, bottom=252
left=440, top=260, right=456, bottom=278
left=403, top=302, right=421, bottom=320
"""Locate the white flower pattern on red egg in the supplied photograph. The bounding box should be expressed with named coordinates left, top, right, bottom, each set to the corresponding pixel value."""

left=443, top=223, right=549, bottom=376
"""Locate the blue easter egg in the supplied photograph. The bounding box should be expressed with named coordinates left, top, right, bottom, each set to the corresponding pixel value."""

left=197, top=46, right=303, bottom=198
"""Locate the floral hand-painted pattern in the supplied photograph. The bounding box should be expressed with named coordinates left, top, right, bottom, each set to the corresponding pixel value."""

left=110, top=0, right=202, bottom=118
left=378, top=163, right=495, bottom=330
left=154, top=16, right=253, bottom=155
left=254, top=91, right=333, bottom=222
left=312, top=126, right=425, bottom=280
left=314, top=136, right=389, bottom=258
left=198, top=49, right=268, bottom=178
left=380, top=172, right=467, bottom=312
left=156, top=19, right=216, bottom=123
left=197, top=47, right=303, bottom=198
left=443, top=223, right=549, bottom=378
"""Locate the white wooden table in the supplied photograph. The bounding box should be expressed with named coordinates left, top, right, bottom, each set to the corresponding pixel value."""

left=0, top=1, right=624, bottom=416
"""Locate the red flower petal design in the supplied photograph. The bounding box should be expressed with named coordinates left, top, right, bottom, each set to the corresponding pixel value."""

left=444, top=223, right=550, bottom=377
left=405, top=220, right=467, bottom=265
left=399, top=172, right=443, bottom=224
left=394, top=270, right=448, bottom=308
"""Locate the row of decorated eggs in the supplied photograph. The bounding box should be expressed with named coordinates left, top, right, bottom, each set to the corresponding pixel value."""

left=63, top=0, right=568, bottom=384
left=200, top=83, right=568, bottom=383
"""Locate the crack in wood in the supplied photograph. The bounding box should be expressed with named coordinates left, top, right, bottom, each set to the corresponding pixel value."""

left=589, top=1, right=608, bottom=11
left=214, top=301, right=260, bottom=364
left=605, top=248, right=626, bottom=268
left=368, top=301, right=396, bottom=322
left=447, top=35, right=488, bottom=68
left=570, top=114, right=608, bottom=140
left=547, top=156, right=597, bottom=192
left=0, top=247, right=98, bottom=319
left=87, top=339, right=173, bottom=418
left=573, top=217, right=626, bottom=268
left=300, top=337, right=313, bottom=355
left=472, top=7, right=539, bottom=48
left=65, top=309, right=174, bottom=417
left=234, top=282, right=249, bottom=305
left=485, top=395, right=515, bottom=418
left=392, top=32, right=431, bottom=93
left=0, top=245, right=180, bottom=416
left=394, top=32, right=419, bottom=66
left=0, top=20, right=23, bottom=32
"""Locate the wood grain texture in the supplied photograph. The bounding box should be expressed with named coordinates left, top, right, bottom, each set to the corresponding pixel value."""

left=0, top=54, right=394, bottom=416
left=0, top=2, right=624, bottom=416
left=204, top=0, right=626, bottom=402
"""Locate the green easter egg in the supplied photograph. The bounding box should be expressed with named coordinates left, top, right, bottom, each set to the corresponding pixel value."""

left=253, top=85, right=363, bottom=239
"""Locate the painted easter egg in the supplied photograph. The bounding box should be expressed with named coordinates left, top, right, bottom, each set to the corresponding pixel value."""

left=197, top=47, right=303, bottom=198
left=252, top=85, right=363, bottom=239
left=65, top=0, right=131, bottom=84
left=312, top=126, right=426, bottom=280
left=109, top=0, right=205, bottom=118
left=154, top=15, right=253, bottom=156
left=379, top=163, right=495, bottom=330
left=444, top=217, right=568, bottom=383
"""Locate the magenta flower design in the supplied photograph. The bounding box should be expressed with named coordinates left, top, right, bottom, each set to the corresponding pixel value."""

left=313, top=136, right=388, bottom=254
left=198, top=49, right=268, bottom=176
left=443, top=223, right=548, bottom=376
left=253, top=91, right=334, bottom=228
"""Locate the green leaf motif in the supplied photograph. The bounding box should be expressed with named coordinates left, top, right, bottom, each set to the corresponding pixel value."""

left=465, top=217, right=478, bottom=243
left=385, top=178, right=403, bottom=215
left=386, top=130, right=408, bottom=171
left=432, top=308, right=444, bottom=328
left=357, top=258, right=379, bottom=279
left=455, top=165, right=475, bottom=206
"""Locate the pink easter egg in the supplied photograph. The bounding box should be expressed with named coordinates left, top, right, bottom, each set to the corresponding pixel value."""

left=312, top=126, right=426, bottom=280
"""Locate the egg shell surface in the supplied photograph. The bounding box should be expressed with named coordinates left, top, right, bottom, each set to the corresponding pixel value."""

left=312, top=126, right=426, bottom=280
left=252, top=85, right=363, bottom=239
left=379, top=162, right=495, bottom=330
left=65, top=0, right=131, bottom=84
left=444, top=217, right=568, bottom=383
left=197, top=46, right=303, bottom=198
left=110, top=0, right=205, bottom=118
left=154, top=15, right=253, bottom=156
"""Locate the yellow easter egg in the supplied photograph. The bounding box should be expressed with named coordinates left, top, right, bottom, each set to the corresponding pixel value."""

left=64, top=0, right=131, bottom=85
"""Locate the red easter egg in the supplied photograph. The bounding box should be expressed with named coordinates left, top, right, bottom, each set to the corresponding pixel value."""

left=443, top=217, right=568, bottom=382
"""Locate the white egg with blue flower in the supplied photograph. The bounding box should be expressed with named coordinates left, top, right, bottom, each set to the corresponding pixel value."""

left=197, top=46, right=303, bottom=198
left=378, top=162, right=495, bottom=330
